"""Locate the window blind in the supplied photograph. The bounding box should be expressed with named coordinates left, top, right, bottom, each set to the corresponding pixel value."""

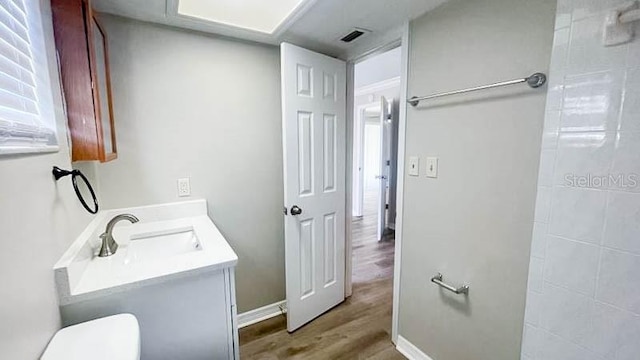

left=0, top=0, right=57, bottom=153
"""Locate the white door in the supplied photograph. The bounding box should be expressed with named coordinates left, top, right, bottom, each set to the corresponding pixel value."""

left=377, top=97, right=390, bottom=240
left=281, top=43, right=346, bottom=332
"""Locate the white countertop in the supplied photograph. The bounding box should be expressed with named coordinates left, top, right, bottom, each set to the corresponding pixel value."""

left=54, top=200, right=238, bottom=305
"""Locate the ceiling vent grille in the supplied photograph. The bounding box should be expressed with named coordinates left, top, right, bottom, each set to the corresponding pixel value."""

left=340, top=28, right=370, bottom=43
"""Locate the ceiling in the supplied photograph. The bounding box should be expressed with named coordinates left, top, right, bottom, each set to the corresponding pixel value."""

left=92, top=0, right=446, bottom=60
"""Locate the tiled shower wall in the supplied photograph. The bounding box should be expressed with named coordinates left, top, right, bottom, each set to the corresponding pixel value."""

left=521, top=0, right=640, bottom=359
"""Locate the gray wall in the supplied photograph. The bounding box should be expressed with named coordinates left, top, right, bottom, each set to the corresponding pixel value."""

left=95, top=15, right=285, bottom=312
left=354, top=47, right=402, bottom=88
left=522, top=1, right=640, bottom=359
left=0, top=1, right=96, bottom=358
left=398, top=0, right=555, bottom=359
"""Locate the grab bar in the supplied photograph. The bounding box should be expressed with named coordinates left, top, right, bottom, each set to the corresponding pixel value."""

left=431, top=273, right=469, bottom=295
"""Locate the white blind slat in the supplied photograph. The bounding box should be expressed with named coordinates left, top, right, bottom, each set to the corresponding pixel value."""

left=7, top=0, right=25, bottom=15
left=0, top=37, right=34, bottom=71
left=0, top=107, right=39, bottom=126
left=0, top=71, right=35, bottom=98
left=0, top=86, right=37, bottom=113
left=0, top=23, right=30, bottom=57
left=0, top=0, right=57, bottom=153
left=0, top=119, right=54, bottom=145
left=0, top=1, right=28, bottom=29
left=0, top=54, right=35, bottom=86
left=0, top=7, right=29, bottom=45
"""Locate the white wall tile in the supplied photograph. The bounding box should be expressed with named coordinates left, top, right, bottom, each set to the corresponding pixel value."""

left=541, top=283, right=594, bottom=344
left=567, top=16, right=627, bottom=75
left=555, top=0, right=573, bottom=29
left=544, top=236, right=600, bottom=295
left=616, top=314, right=640, bottom=360
left=546, top=76, right=566, bottom=112
left=620, top=68, right=640, bottom=132
left=530, top=222, right=548, bottom=259
left=521, top=324, right=542, bottom=358
left=542, top=111, right=561, bottom=149
left=604, top=191, right=640, bottom=254
left=538, top=149, right=556, bottom=187
left=549, top=28, right=570, bottom=80
left=596, top=249, right=640, bottom=314
left=611, top=131, right=640, bottom=192
left=539, top=330, right=602, bottom=360
left=524, top=2, right=640, bottom=359
left=527, top=257, right=545, bottom=293
left=525, top=291, right=542, bottom=326
left=548, top=187, right=607, bottom=244
left=534, top=186, right=552, bottom=223
left=628, top=38, right=640, bottom=68
left=561, top=72, right=623, bottom=133
left=553, top=131, right=615, bottom=186
left=583, top=302, right=634, bottom=358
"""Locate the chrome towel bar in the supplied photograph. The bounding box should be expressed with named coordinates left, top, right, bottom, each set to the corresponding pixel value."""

left=408, top=72, right=547, bottom=107
left=431, top=273, right=469, bottom=295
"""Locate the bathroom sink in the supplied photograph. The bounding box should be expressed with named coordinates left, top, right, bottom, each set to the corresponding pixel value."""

left=125, top=226, right=202, bottom=264
left=53, top=200, right=238, bottom=305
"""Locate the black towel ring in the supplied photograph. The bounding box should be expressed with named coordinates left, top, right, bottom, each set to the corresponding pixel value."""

left=52, top=166, right=99, bottom=214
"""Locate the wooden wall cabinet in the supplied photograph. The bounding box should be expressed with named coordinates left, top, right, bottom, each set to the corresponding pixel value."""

left=51, top=0, right=117, bottom=162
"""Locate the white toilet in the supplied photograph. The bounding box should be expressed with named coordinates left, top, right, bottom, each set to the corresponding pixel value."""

left=41, top=314, right=140, bottom=360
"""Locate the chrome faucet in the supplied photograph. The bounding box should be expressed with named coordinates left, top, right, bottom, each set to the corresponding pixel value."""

left=98, top=214, right=140, bottom=257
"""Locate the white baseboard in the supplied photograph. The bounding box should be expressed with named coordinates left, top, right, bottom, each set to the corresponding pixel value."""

left=396, top=336, right=434, bottom=360
left=237, top=300, right=287, bottom=328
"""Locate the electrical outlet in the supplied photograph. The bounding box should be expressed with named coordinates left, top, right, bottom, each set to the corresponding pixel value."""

left=177, top=178, right=191, bottom=197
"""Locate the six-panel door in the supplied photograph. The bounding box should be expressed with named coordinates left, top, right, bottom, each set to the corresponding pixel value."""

left=281, top=43, right=347, bottom=332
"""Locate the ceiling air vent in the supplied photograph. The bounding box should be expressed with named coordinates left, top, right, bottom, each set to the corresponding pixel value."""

left=340, top=28, right=370, bottom=43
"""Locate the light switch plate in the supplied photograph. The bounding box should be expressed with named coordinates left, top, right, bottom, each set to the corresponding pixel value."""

left=408, top=156, right=420, bottom=176
left=426, top=157, right=438, bottom=178
left=177, top=178, right=191, bottom=197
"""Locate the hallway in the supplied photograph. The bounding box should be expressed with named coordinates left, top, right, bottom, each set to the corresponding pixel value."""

left=352, top=190, right=396, bottom=284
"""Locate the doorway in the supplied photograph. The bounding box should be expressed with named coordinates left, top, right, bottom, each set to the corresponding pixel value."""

left=279, top=43, right=404, bottom=333
left=241, top=33, right=409, bottom=358
left=350, top=46, right=401, bottom=288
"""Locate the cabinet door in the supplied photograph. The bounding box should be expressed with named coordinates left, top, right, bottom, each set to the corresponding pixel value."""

left=90, top=16, right=117, bottom=161
left=51, top=0, right=98, bottom=161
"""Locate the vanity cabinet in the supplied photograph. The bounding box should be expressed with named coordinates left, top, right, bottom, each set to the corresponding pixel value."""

left=60, top=268, right=239, bottom=360
left=51, top=0, right=117, bottom=162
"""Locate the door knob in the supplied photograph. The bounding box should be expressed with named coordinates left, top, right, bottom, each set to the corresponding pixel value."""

left=290, top=205, right=303, bottom=216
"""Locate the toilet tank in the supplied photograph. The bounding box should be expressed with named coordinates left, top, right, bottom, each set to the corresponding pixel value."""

left=42, top=314, right=140, bottom=360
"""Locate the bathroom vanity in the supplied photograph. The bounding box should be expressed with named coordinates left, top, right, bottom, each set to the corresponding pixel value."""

left=53, top=200, right=239, bottom=359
